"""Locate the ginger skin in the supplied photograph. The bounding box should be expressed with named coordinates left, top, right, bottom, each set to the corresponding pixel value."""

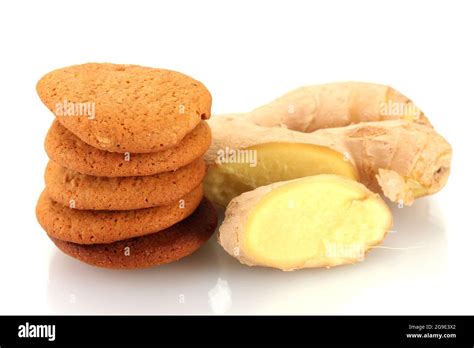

left=249, top=82, right=431, bottom=131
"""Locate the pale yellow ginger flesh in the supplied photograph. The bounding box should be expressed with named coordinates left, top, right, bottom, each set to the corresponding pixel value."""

left=204, top=142, right=359, bottom=207
left=218, top=175, right=392, bottom=271
left=205, top=82, right=452, bottom=205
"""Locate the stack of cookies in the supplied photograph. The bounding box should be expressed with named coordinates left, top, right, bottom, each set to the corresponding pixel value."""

left=35, top=63, right=217, bottom=269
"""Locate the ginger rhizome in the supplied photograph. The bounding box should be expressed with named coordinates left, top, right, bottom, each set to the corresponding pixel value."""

left=205, top=82, right=452, bottom=206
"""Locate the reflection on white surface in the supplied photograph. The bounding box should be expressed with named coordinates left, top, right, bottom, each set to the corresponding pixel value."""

left=47, top=197, right=448, bottom=315
left=208, top=278, right=232, bottom=314
left=47, top=237, right=222, bottom=315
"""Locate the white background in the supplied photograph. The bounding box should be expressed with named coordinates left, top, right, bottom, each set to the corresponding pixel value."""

left=0, top=0, right=473, bottom=314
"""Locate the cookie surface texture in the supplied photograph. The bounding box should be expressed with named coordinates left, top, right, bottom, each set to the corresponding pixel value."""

left=50, top=198, right=217, bottom=269
left=44, top=159, right=206, bottom=210
left=37, top=63, right=212, bottom=153
left=45, top=120, right=211, bottom=177
left=36, top=185, right=203, bottom=244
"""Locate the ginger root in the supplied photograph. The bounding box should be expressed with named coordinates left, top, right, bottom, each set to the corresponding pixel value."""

left=218, top=175, right=392, bottom=271
left=205, top=82, right=452, bottom=206
left=248, top=82, right=431, bottom=130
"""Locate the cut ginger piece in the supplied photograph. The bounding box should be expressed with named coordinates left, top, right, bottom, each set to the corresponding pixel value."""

left=204, top=142, right=358, bottom=207
left=218, top=175, right=392, bottom=271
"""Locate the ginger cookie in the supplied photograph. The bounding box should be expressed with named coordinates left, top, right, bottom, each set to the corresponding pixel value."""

left=37, top=63, right=212, bottom=153
left=49, top=198, right=217, bottom=269
left=45, top=120, right=211, bottom=177
left=45, top=159, right=205, bottom=210
left=36, top=185, right=203, bottom=245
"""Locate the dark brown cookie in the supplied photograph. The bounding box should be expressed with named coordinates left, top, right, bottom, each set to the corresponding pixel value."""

left=45, top=120, right=211, bottom=177
left=50, top=198, right=217, bottom=269
left=37, top=63, right=212, bottom=153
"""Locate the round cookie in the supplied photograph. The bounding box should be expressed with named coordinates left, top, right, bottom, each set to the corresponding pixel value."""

left=45, top=159, right=205, bottom=210
left=36, top=185, right=203, bottom=245
left=45, top=120, right=211, bottom=177
left=37, top=63, right=212, bottom=153
left=49, top=198, right=217, bottom=269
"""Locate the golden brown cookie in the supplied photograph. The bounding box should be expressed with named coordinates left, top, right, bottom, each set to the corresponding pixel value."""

left=45, top=120, right=211, bottom=177
left=44, top=159, right=205, bottom=210
left=37, top=63, right=212, bottom=153
left=49, top=198, right=217, bottom=269
left=36, top=185, right=203, bottom=244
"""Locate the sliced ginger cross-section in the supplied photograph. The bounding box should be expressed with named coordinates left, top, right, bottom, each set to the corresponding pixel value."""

left=218, top=175, right=392, bottom=271
left=204, top=142, right=359, bottom=207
